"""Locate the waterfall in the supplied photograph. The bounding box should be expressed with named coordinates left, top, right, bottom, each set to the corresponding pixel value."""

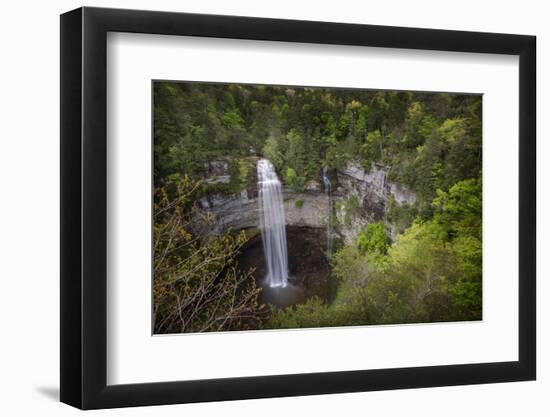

left=257, top=159, right=289, bottom=288
left=322, top=167, right=333, bottom=255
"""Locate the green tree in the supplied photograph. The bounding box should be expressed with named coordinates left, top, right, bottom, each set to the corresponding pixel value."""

left=357, top=222, right=389, bottom=255
left=433, top=178, right=482, bottom=240
left=284, top=129, right=307, bottom=190
left=432, top=178, right=482, bottom=318
left=262, top=134, right=285, bottom=170
left=360, top=130, right=383, bottom=168
left=153, top=176, right=263, bottom=333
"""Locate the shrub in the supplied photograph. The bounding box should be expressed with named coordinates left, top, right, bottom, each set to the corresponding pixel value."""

left=153, top=176, right=263, bottom=333
left=357, top=222, right=389, bottom=255
left=386, top=196, right=418, bottom=234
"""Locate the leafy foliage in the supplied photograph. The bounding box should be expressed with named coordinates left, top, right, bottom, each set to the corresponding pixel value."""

left=357, top=222, right=389, bottom=255
left=266, top=179, right=482, bottom=328
left=154, top=82, right=481, bottom=208
left=386, top=196, right=418, bottom=234
left=153, top=81, right=483, bottom=331
left=153, top=176, right=263, bottom=333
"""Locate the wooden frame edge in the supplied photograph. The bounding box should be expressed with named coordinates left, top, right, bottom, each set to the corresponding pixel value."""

left=60, top=6, right=536, bottom=410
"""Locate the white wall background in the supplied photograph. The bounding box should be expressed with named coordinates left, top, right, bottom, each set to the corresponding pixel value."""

left=0, top=0, right=546, bottom=415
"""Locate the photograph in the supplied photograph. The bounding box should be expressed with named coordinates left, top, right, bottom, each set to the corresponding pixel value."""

left=152, top=81, right=483, bottom=334
left=51, top=2, right=540, bottom=412
left=0, top=0, right=543, bottom=413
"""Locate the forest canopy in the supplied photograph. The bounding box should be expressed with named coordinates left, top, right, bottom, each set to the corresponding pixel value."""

left=153, top=81, right=482, bottom=333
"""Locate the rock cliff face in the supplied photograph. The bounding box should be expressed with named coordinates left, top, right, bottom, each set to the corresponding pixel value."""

left=333, top=161, right=416, bottom=243
left=202, top=158, right=232, bottom=184
left=199, top=189, right=329, bottom=234
left=198, top=160, right=416, bottom=243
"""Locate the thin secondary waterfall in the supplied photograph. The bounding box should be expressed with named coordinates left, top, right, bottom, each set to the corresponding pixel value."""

left=322, top=166, right=333, bottom=255
left=257, top=159, right=289, bottom=288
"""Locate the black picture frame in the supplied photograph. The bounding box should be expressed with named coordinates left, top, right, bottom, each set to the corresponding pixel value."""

left=60, top=6, right=536, bottom=410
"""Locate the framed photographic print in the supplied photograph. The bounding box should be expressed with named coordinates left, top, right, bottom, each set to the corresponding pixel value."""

left=60, top=6, right=536, bottom=409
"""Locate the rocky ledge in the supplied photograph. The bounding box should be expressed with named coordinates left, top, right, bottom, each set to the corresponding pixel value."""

left=334, top=161, right=416, bottom=243
left=198, top=159, right=416, bottom=243
left=199, top=189, right=330, bottom=234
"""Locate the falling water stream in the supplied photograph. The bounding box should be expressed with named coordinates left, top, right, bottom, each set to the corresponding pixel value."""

left=322, top=166, right=333, bottom=255
left=257, top=159, right=289, bottom=288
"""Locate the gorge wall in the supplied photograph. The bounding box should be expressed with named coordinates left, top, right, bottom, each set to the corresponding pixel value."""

left=198, top=159, right=416, bottom=243
left=333, top=162, right=416, bottom=243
